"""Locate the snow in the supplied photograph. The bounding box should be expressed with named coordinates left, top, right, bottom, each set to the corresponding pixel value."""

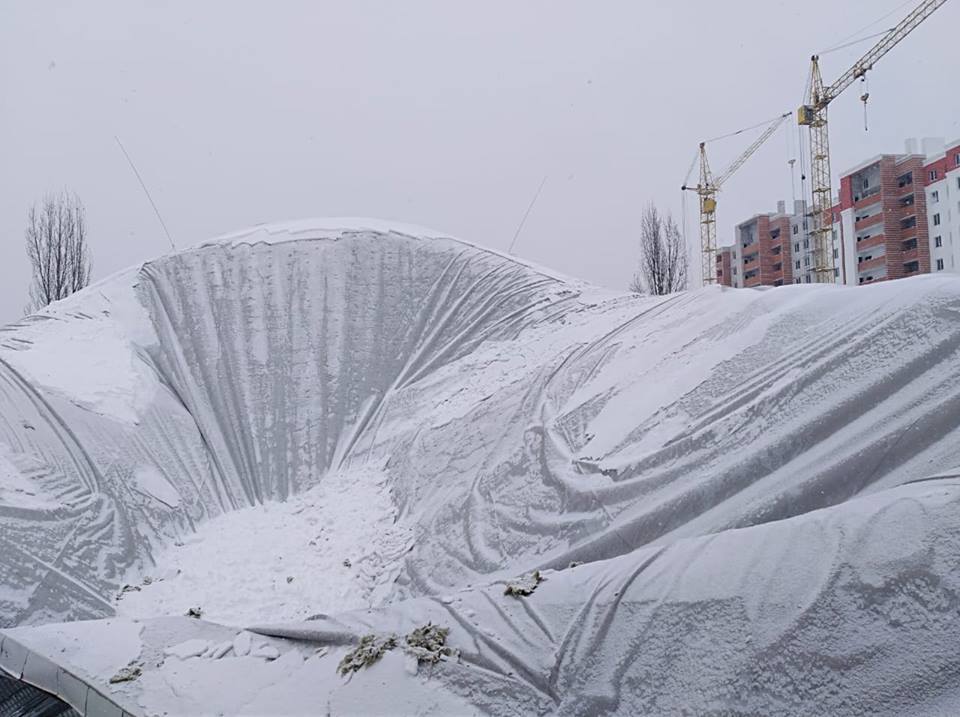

left=0, top=443, right=56, bottom=510
left=0, top=275, right=158, bottom=425
left=3, top=221, right=960, bottom=714
left=3, top=618, right=142, bottom=679
left=133, top=466, right=182, bottom=508
left=117, top=466, right=413, bottom=626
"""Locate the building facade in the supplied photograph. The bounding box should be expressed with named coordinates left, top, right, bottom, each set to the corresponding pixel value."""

left=718, top=137, right=960, bottom=290
left=717, top=199, right=842, bottom=287
left=836, top=153, right=931, bottom=285
left=923, top=139, right=960, bottom=275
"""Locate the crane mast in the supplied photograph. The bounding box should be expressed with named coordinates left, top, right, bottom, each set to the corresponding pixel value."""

left=683, top=112, right=791, bottom=286
left=798, top=0, right=949, bottom=283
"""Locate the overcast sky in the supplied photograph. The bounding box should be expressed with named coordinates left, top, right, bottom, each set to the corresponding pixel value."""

left=2, top=1, right=959, bottom=324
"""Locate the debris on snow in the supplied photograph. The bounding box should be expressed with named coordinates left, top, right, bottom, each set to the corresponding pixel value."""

left=504, top=570, right=543, bottom=597
left=337, top=634, right=397, bottom=676
left=108, top=662, right=142, bottom=684
left=185, top=606, right=202, bottom=618
left=404, top=623, right=456, bottom=666
left=116, top=584, right=141, bottom=601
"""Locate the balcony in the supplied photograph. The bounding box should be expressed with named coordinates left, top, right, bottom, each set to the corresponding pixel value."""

left=856, top=233, right=885, bottom=251
left=858, top=256, right=886, bottom=273
left=854, top=192, right=883, bottom=211
left=900, top=215, right=917, bottom=230
left=904, top=260, right=921, bottom=274
left=901, top=248, right=920, bottom=263
left=853, top=185, right=881, bottom=203
left=855, top=213, right=884, bottom=231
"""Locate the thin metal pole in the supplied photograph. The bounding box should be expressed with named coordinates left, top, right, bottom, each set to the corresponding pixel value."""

left=115, top=136, right=177, bottom=251
left=508, top=175, right=548, bottom=255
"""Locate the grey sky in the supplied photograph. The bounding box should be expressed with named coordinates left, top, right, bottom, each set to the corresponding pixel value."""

left=2, top=1, right=958, bottom=324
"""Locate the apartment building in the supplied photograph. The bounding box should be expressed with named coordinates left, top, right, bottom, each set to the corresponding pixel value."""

left=718, top=137, right=960, bottom=290
left=924, top=139, right=960, bottom=274
left=717, top=199, right=842, bottom=287
left=836, top=152, right=931, bottom=285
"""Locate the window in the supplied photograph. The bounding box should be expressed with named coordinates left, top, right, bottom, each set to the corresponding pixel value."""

left=957, top=177, right=960, bottom=190
left=956, top=153, right=960, bottom=167
left=795, top=278, right=801, bottom=284
left=935, top=236, right=943, bottom=248
left=930, top=170, right=938, bottom=181
left=795, top=260, right=801, bottom=269
left=937, top=258, right=945, bottom=271
left=934, top=213, right=941, bottom=226
left=794, top=242, right=800, bottom=252
left=804, top=256, right=810, bottom=267
left=804, top=276, right=811, bottom=284
left=792, top=225, right=798, bottom=235
left=833, top=248, right=839, bottom=259
left=932, top=190, right=940, bottom=204
left=803, top=239, right=809, bottom=249
left=834, top=268, right=840, bottom=278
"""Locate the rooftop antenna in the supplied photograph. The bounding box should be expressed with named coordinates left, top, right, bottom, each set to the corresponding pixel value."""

left=508, top=175, right=548, bottom=255
left=114, top=135, right=177, bottom=251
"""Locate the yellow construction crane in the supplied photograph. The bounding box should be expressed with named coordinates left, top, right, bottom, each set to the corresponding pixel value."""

left=683, top=112, right=791, bottom=286
left=798, top=0, right=949, bottom=283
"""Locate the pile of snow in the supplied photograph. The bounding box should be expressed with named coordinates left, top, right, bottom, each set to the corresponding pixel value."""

left=117, top=466, right=412, bottom=625
left=2, top=219, right=960, bottom=715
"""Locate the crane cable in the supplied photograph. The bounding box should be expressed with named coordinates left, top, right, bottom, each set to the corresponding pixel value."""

left=703, top=112, right=792, bottom=145
left=819, top=28, right=894, bottom=56
left=682, top=149, right=699, bottom=188
left=818, top=0, right=915, bottom=54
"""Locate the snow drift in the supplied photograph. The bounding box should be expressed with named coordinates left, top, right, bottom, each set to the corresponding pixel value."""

left=3, top=220, right=960, bottom=715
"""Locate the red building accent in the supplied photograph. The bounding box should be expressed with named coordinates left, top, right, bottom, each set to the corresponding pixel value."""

left=839, top=154, right=930, bottom=284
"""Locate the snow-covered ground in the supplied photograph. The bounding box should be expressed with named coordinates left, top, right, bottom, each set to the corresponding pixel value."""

left=3, top=220, right=960, bottom=715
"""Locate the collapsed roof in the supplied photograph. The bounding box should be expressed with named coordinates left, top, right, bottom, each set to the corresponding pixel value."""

left=2, top=221, right=960, bottom=715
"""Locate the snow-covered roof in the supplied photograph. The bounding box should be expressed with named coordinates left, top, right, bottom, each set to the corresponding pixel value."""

left=3, top=223, right=960, bottom=715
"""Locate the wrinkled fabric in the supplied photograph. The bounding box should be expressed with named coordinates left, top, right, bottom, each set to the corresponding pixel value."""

left=2, top=223, right=960, bottom=714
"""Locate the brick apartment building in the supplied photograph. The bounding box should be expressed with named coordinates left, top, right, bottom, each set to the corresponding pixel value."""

left=717, top=199, right=842, bottom=287
left=718, top=137, right=960, bottom=288
left=837, top=152, right=931, bottom=284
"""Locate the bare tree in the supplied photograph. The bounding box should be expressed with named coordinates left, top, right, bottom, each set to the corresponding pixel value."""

left=630, top=203, right=688, bottom=295
left=24, top=191, right=92, bottom=312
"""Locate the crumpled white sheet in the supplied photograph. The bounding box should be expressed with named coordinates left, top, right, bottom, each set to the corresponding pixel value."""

left=3, top=222, right=960, bottom=715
